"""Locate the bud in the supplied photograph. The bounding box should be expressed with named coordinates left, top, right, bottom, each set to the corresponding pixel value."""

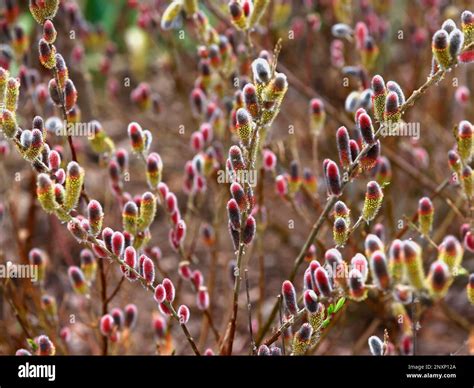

left=229, top=1, right=247, bottom=30
left=351, top=253, right=368, bottom=281
left=461, top=11, right=474, bottom=46
left=403, top=240, right=425, bottom=290
left=371, top=75, right=387, bottom=122
left=383, top=91, right=400, bottom=123
left=462, top=165, right=473, bottom=198
left=303, top=289, right=319, bottom=313
left=375, top=156, right=392, bottom=185
left=2, top=110, right=18, bottom=140
left=360, top=140, right=380, bottom=171
left=282, top=280, right=298, bottom=315
left=29, top=0, right=59, bottom=24
left=455, top=85, right=470, bottom=106
left=67, top=218, right=88, bottom=242
left=102, top=227, right=113, bottom=251
left=36, top=173, right=56, bottom=213
left=197, top=286, right=210, bottom=310
left=230, top=182, right=247, bottom=211
left=362, top=181, right=383, bottom=222
left=36, top=335, right=55, bottom=356
left=388, top=239, right=405, bottom=283
left=325, top=160, right=342, bottom=196
left=263, top=149, right=277, bottom=171
left=427, top=260, right=451, bottom=299
left=358, top=113, right=375, bottom=145
left=448, top=150, right=461, bottom=175
left=333, top=217, right=349, bottom=247
left=292, top=323, right=313, bottom=355
left=6, top=77, right=20, bottom=113
left=29, top=248, right=47, bottom=283
left=68, top=266, right=88, bottom=295
left=449, top=28, right=464, bottom=59
left=336, top=126, right=351, bottom=168
left=124, top=304, right=138, bottom=330
left=457, top=120, right=473, bottom=161
left=242, top=215, right=256, bottom=244
left=417, top=197, right=434, bottom=236
left=38, top=39, right=56, bottom=69
left=432, top=29, right=451, bottom=69
left=141, top=255, right=155, bottom=285
left=43, top=20, right=57, bottom=44
left=275, top=175, right=288, bottom=196
left=112, top=231, right=125, bottom=257
left=127, top=122, right=145, bottom=153
left=153, top=314, right=167, bottom=338
left=236, top=108, right=253, bottom=146
left=438, top=235, right=463, bottom=271
left=370, top=251, right=391, bottom=290
left=80, top=249, right=97, bottom=283
left=315, top=267, right=332, bottom=297
left=386, top=81, right=405, bottom=106
left=154, top=284, right=167, bottom=304
left=243, top=83, right=259, bottom=118
left=176, top=305, right=190, bottom=324
left=87, top=200, right=103, bottom=237
left=100, top=314, right=115, bottom=337
left=309, top=98, right=326, bottom=135
left=122, top=201, right=138, bottom=234
left=41, top=294, right=57, bottom=319
left=229, top=145, right=245, bottom=171
left=163, top=278, right=176, bottom=303
left=64, top=161, right=84, bottom=212
left=16, top=349, right=32, bottom=356
left=227, top=198, right=241, bottom=230
left=122, top=246, right=138, bottom=280
left=348, top=269, right=367, bottom=301
left=368, top=335, right=384, bottom=356
left=63, top=79, right=77, bottom=112
left=138, top=192, right=157, bottom=231
left=251, top=58, right=271, bottom=84
left=257, top=345, right=270, bottom=356
left=55, top=54, right=68, bottom=88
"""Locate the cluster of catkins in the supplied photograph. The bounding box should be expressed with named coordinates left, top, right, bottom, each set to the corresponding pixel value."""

left=225, top=56, right=288, bottom=250
left=432, top=12, right=474, bottom=69
left=276, top=219, right=473, bottom=355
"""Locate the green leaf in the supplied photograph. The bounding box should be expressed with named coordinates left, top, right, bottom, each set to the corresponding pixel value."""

left=334, top=297, right=346, bottom=313
left=327, top=303, right=334, bottom=315
left=27, top=338, right=38, bottom=352
left=322, top=317, right=331, bottom=328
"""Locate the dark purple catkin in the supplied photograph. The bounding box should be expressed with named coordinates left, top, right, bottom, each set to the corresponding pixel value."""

left=124, top=304, right=138, bottom=330
left=230, top=182, right=247, bottom=210
left=325, top=160, right=342, bottom=196
left=282, top=280, right=298, bottom=315
left=228, top=145, right=245, bottom=170
left=370, top=251, right=391, bottom=290
left=242, top=215, right=256, bottom=244
left=336, top=126, right=351, bottom=168
left=386, top=81, right=405, bottom=105
left=349, top=139, right=360, bottom=162
left=358, top=113, right=375, bottom=144
left=227, top=198, right=241, bottom=230
left=360, top=140, right=380, bottom=171
left=303, top=289, right=319, bottom=313
left=111, top=308, right=124, bottom=330
left=315, top=267, right=332, bottom=297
